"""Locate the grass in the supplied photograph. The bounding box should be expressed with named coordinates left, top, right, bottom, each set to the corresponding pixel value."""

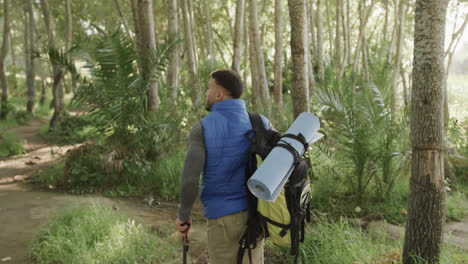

left=446, top=191, right=468, bottom=221
left=269, top=217, right=468, bottom=264
left=152, top=150, right=186, bottom=200
left=0, top=131, right=26, bottom=158
left=30, top=203, right=179, bottom=264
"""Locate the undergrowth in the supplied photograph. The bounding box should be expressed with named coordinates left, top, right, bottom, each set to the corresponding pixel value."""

left=30, top=203, right=179, bottom=264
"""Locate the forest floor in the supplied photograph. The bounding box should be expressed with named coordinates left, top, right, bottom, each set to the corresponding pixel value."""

left=0, top=117, right=466, bottom=263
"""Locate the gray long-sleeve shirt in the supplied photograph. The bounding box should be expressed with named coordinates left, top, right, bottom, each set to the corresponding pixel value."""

left=177, top=118, right=273, bottom=221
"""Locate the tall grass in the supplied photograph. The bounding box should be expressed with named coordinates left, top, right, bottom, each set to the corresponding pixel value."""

left=30, top=203, right=179, bottom=264
left=0, top=131, right=26, bottom=158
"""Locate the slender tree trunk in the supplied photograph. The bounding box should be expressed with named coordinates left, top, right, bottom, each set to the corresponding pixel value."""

left=130, top=0, right=142, bottom=52
left=243, top=5, right=249, bottom=82
left=187, top=0, right=198, bottom=66
left=40, top=0, right=65, bottom=129
left=346, top=0, right=351, bottom=65
left=352, top=0, right=376, bottom=73
left=316, top=0, right=324, bottom=83
left=362, top=37, right=369, bottom=81
left=383, top=0, right=389, bottom=45
left=248, top=5, right=259, bottom=108
left=288, top=0, right=309, bottom=118
left=307, top=0, right=317, bottom=65
left=167, top=0, right=179, bottom=99
left=401, top=62, right=408, bottom=107
left=325, top=0, right=333, bottom=59
left=39, top=59, right=47, bottom=106
left=202, top=1, right=215, bottom=68
left=181, top=0, right=201, bottom=106
left=113, top=0, right=133, bottom=36
left=135, top=0, right=158, bottom=113
left=338, top=0, right=348, bottom=82
left=232, top=0, right=245, bottom=72
left=65, top=0, right=73, bottom=94
left=402, top=0, right=448, bottom=263
left=335, top=0, right=341, bottom=67
left=0, top=0, right=10, bottom=119
left=387, top=0, right=398, bottom=64
left=26, top=0, right=36, bottom=113
left=274, top=0, right=283, bottom=106
left=249, top=0, right=270, bottom=110
left=305, top=4, right=315, bottom=96
left=391, top=0, right=406, bottom=114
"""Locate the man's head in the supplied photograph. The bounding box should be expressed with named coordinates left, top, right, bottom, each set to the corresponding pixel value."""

left=205, top=69, right=244, bottom=111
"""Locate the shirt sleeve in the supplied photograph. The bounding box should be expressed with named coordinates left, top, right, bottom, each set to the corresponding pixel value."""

left=177, top=121, right=205, bottom=221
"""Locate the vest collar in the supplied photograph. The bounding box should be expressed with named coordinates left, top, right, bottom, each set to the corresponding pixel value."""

left=210, top=99, right=246, bottom=112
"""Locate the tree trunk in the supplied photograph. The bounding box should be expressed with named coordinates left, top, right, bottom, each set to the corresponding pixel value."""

left=307, top=0, right=317, bottom=65
left=274, top=0, right=283, bottom=106
left=39, top=60, right=47, bottom=106
left=187, top=0, right=198, bottom=66
left=390, top=0, right=406, bottom=114
left=346, top=0, right=351, bottom=65
left=338, top=0, right=348, bottom=83
left=288, top=0, right=309, bottom=118
left=352, top=0, right=376, bottom=73
left=40, top=0, right=65, bottom=129
left=181, top=0, right=201, bottom=106
left=202, top=1, right=215, bottom=68
left=65, top=0, right=73, bottom=94
left=382, top=0, right=389, bottom=44
left=401, top=62, right=408, bottom=107
left=26, top=0, right=36, bottom=113
left=335, top=0, right=341, bottom=68
left=0, top=0, right=10, bottom=119
left=113, top=0, right=133, bottom=37
left=232, top=0, right=245, bottom=73
left=248, top=7, right=259, bottom=108
left=167, top=0, right=179, bottom=99
left=387, top=0, right=398, bottom=64
left=316, top=0, right=324, bottom=83
left=402, top=0, right=448, bottom=263
left=325, top=0, right=333, bottom=59
left=249, top=0, right=270, bottom=111
left=135, top=0, right=158, bottom=113
left=305, top=3, right=315, bottom=97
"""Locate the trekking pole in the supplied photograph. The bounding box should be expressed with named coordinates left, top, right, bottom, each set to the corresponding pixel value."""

left=181, top=222, right=190, bottom=264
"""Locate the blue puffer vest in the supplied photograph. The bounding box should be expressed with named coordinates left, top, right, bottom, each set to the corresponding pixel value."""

left=201, top=99, right=265, bottom=219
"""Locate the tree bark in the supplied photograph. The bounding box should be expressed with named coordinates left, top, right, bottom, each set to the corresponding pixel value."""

left=288, top=0, right=310, bottom=118
left=202, top=1, right=215, bottom=68
left=0, top=0, right=10, bottom=119
left=402, top=0, right=448, bottom=263
left=65, top=0, right=73, bottom=94
left=167, top=0, right=179, bottom=99
left=335, top=0, right=341, bottom=68
left=352, top=0, right=376, bottom=73
left=316, top=0, right=324, bottom=83
left=307, top=0, right=317, bottom=65
left=181, top=0, right=201, bottom=106
left=135, top=0, right=158, bottom=113
left=305, top=3, right=316, bottom=97
left=40, top=0, right=65, bottom=128
left=249, top=0, right=270, bottom=110
left=232, top=0, right=245, bottom=73
left=248, top=7, right=259, bottom=108
left=26, top=0, right=36, bottom=113
left=274, top=0, right=283, bottom=107
left=390, top=0, right=406, bottom=114
left=325, top=0, right=333, bottom=59
left=338, top=0, right=348, bottom=82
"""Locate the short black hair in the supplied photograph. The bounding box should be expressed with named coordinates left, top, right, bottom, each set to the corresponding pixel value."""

left=210, top=69, right=244, bottom=99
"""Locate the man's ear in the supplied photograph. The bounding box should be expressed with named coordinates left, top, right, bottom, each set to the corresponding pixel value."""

left=217, top=90, right=224, bottom=101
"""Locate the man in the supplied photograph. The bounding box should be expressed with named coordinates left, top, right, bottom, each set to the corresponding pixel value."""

left=175, top=69, right=266, bottom=263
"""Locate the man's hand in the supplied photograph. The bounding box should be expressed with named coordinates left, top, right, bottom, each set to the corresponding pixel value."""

left=175, top=218, right=192, bottom=237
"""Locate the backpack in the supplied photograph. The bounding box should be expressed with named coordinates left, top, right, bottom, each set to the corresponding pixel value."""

left=237, top=113, right=312, bottom=264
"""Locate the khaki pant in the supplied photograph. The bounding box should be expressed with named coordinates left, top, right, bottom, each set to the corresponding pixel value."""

left=207, top=210, right=264, bottom=264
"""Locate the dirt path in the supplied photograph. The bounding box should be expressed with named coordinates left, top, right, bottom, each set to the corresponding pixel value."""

left=0, top=118, right=208, bottom=264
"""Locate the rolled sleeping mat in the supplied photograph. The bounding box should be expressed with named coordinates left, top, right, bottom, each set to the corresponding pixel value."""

left=247, top=112, right=323, bottom=202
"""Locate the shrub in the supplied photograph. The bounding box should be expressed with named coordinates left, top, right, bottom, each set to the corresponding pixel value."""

left=0, top=131, right=26, bottom=158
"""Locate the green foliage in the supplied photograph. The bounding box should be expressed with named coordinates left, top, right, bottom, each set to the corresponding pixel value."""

left=316, top=70, right=409, bottom=199
left=30, top=203, right=178, bottom=264
left=271, top=217, right=402, bottom=264
left=47, top=115, right=98, bottom=145
left=0, top=131, right=26, bottom=158
left=36, top=161, right=65, bottom=188
left=447, top=117, right=468, bottom=183
left=446, top=191, right=468, bottom=221
left=151, top=150, right=186, bottom=200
